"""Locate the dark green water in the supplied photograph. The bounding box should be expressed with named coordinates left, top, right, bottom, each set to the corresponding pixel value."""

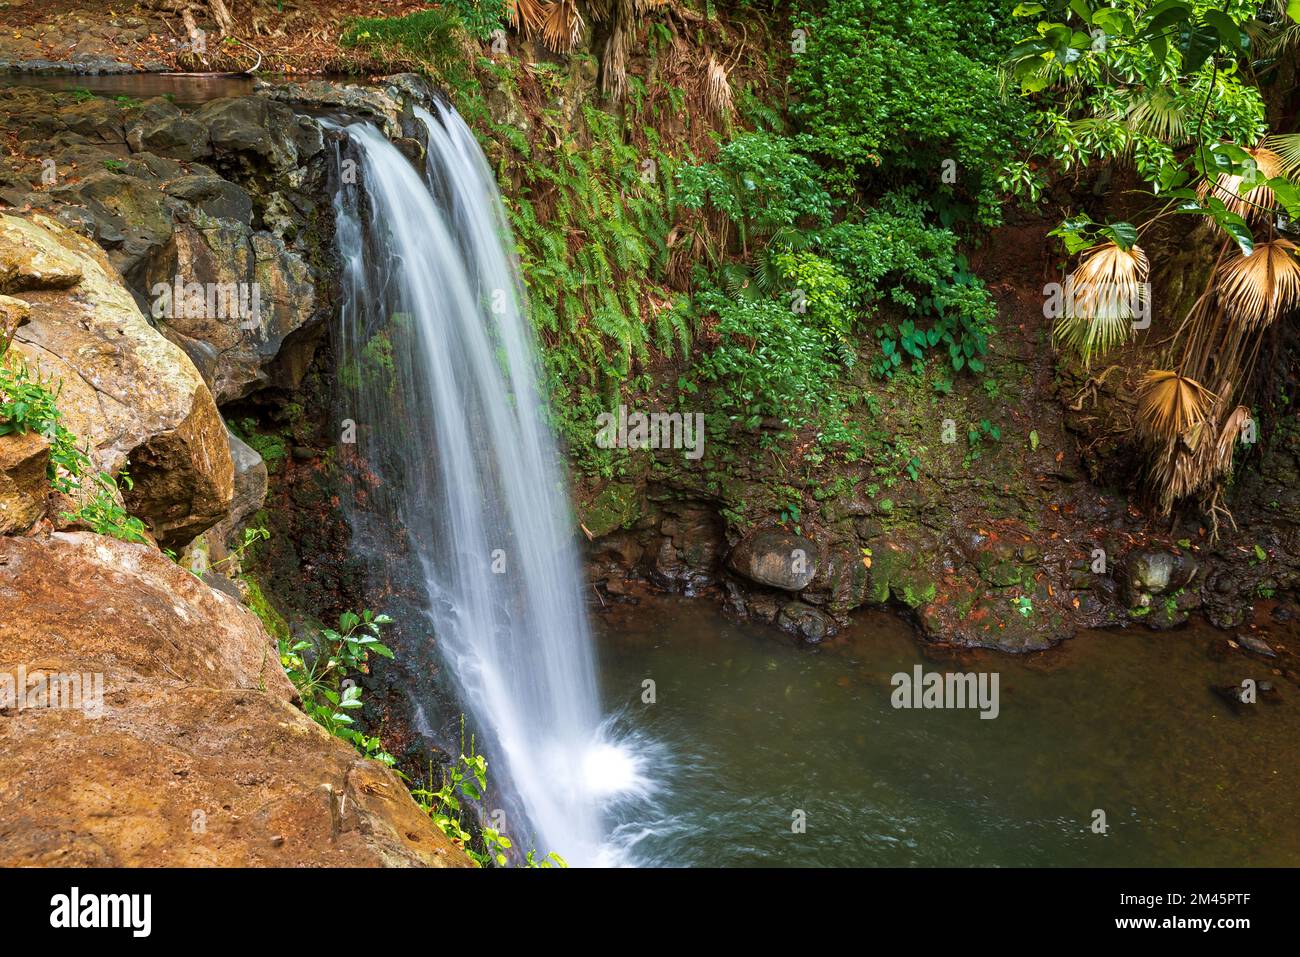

left=595, top=596, right=1299, bottom=867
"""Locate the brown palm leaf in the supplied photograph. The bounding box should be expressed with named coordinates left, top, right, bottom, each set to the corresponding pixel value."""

left=1216, top=238, right=1300, bottom=330
left=510, top=0, right=547, bottom=34
left=703, top=55, right=734, bottom=120
left=1200, top=146, right=1286, bottom=222
left=1213, top=405, right=1255, bottom=474
left=540, top=0, right=585, bottom=53
left=1136, top=370, right=1215, bottom=443
left=1053, top=241, right=1149, bottom=367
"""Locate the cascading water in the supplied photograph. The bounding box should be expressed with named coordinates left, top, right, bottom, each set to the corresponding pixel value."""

left=328, top=102, right=651, bottom=866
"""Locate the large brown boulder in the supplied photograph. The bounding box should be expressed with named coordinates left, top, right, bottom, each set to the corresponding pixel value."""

left=144, top=218, right=319, bottom=402
left=1, top=212, right=233, bottom=548
left=0, top=532, right=469, bottom=868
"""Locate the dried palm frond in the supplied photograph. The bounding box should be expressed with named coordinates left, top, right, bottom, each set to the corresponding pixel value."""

left=1200, top=146, right=1286, bottom=222
left=702, top=54, right=734, bottom=121
left=1053, top=241, right=1149, bottom=367
left=1213, top=405, right=1255, bottom=475
left=1148, top=399, right=1251, bottom=522
left=600, top=0, right=631, bottom=99
left=510, top=0, right=547, bottom=35
left=1215, top=239, right=1300, bottom=330
left=1136, top=370, right=1214, bottom=443
left=540, top=0, right=585, bottom=53
left=635, top=0, right=671, bottom=12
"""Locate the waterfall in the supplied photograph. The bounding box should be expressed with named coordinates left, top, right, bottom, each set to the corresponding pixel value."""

left=328, top=103, right=648, bottom=866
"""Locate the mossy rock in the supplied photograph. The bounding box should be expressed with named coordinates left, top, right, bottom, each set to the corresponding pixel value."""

left=582, top=482, right=641, bottom=538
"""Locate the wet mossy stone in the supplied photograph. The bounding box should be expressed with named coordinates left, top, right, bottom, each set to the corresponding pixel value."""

left=582, top=482, right=641, bottom=538
left=778, top=602, right=834, bottom=644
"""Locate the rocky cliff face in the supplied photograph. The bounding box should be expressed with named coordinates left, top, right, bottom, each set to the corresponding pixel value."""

left=0, top=79, right=471, bottom=867
left=0, top=532, right=467, bottom=866
left=576, top=220, right=1300, bottom=672
left=0, top=84, right=335, bottom=405
left=2, top=210, right=234, bottom=546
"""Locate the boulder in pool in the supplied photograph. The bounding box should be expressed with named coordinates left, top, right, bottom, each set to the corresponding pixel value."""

left=729, top=530, right=819, bottom=591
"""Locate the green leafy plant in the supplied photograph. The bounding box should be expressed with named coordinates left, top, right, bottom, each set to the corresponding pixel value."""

left=791, top=0, right=1026, bottom=220
left=277, top=609, right=397, bottom=765
left=2, top=360, right=149, bottom=543
left=0, top=361, right=87, bottom=492
left=63, top=471, right=149, bottom=544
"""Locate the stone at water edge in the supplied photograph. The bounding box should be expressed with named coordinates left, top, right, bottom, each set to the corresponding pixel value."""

left=728, top=529, right=820, bottom=591
left=778, top=602, right=835, bottom=643
left=1123, top=549, right=1199, bottom=607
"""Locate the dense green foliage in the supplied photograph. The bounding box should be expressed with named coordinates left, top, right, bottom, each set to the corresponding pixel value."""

left=792, top=0, right=1027, bottom=219
left=341, top=8, right=476, bottom=95
left=673, top=0, right=1018, bottom=451
left=1004, top=0, right=1292, bottom=242
left=342, top=1, right=1030, bottom=477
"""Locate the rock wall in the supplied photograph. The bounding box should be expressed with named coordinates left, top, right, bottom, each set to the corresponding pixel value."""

left=1, top=210, right=233, bottom=546
left=576, top=220, right=1300, bottom=664
left=0, top=78, right=473, bottom=867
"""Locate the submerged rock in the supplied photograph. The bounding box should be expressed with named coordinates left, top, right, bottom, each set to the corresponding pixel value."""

left=778, top=601, right=835, bottom=643
left=1235, top=633, right=1277, bottom=658
left=0, top=532, right=469, bottom=867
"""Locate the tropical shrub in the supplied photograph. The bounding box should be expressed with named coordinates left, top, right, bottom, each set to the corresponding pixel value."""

left=791, top=0, right=1026, bottom=220
left=1007, top=1, right=1300, bottom=523
left=277, top=609, right=398, bottom=766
